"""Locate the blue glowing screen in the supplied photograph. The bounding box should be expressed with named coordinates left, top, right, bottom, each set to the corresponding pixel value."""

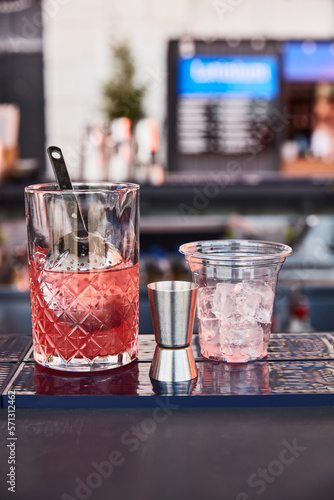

left=177, top=55, right=279, bottom=99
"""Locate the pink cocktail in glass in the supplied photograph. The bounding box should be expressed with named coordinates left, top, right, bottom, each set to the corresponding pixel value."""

left=25, top=182, right=139, bottom=371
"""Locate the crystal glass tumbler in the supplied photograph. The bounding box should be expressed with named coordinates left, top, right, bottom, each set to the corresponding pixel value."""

left=179, top=240, right=292, bottom=363
left=25, top=182, right=139, bottom=371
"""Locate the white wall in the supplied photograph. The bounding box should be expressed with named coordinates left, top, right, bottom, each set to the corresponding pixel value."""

left=42, top=0, right=334, bottom=175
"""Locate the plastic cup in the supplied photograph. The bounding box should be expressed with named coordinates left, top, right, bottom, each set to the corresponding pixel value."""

left=179, top=239, right=292, bottom=363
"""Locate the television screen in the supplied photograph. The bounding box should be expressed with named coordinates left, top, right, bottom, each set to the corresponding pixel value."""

left=282, top=41, right=334, bottom=173
left=176, top=55, right=280, bottom=155
left=283, top=41, right=334, bottom=82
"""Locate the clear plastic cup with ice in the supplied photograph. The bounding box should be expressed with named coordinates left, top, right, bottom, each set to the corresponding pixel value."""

left=179, top=240, right=292, bottom=363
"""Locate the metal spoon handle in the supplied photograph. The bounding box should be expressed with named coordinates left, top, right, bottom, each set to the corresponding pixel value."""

left=47, top=145, right=73, bottom=190
left=47, top=146, right=88, bottom=236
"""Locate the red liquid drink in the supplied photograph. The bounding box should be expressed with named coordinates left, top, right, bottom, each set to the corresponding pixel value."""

left=29, top=260, right=139, bottom=371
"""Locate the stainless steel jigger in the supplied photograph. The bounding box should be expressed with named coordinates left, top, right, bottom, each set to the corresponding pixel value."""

left=147, top=281, right=198, bottom=383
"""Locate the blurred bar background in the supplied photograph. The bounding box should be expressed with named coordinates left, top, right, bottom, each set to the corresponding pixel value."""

left=1, top=0, right=334, bottom=334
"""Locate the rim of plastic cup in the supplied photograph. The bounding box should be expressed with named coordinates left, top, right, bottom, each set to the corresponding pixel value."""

left=179, top=239, right=292, bottom=264
left=25, top=182, right=139, bottom=193
left=147, top=281, right=199, bottom=292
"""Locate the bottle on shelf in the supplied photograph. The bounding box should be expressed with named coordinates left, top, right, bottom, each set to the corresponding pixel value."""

left=287, top=290, right=315, bottom=333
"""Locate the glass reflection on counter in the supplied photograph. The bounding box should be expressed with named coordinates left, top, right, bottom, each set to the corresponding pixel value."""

left=198, top=360, right=271, bottom=395
left=33, top=362, right=139, bottom=396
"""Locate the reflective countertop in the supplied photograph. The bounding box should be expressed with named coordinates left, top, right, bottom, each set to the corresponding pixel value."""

left=1, top=333, right=334, bottom=408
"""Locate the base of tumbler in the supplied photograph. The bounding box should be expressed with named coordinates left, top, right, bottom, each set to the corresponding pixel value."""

left=201, top=352, right=267, bottom=364
left=199, top=326, right=271, bottom=363
left=34, top=350, right=137, bottom=372
left=200, top=347, right=268, bottom=363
